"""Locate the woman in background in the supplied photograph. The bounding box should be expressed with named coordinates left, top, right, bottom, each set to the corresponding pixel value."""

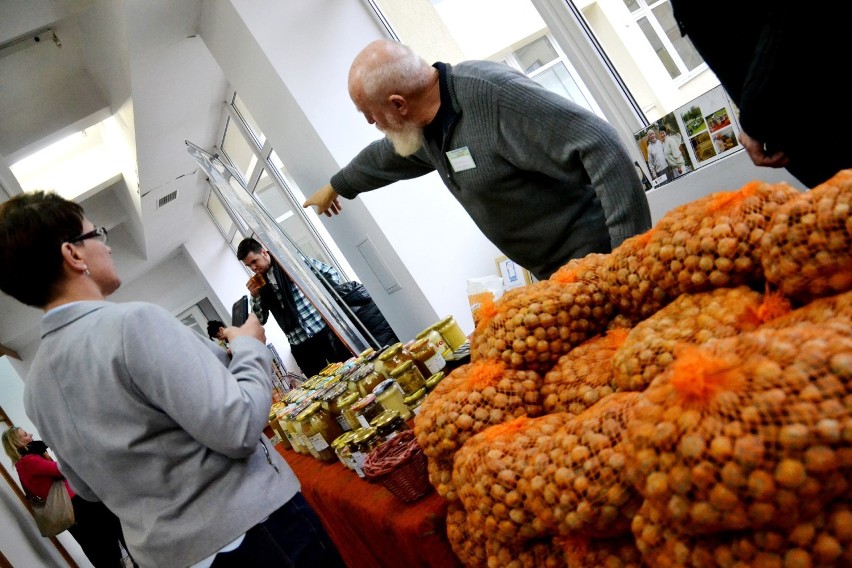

left=3, top=426, right=130, bottom=567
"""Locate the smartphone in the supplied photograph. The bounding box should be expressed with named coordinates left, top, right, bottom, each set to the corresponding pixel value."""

left=231, top=295, right=249, bottom=327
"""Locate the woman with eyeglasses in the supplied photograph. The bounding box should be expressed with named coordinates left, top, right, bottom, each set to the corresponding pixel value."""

left=0, top=191, right=344, bottom=568
left=2, top=426, right=129, bottom=567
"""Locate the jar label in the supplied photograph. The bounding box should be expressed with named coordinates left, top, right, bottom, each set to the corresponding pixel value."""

left=386, top=431, right=398, bottom=440
left=424, top=352, right=446, bottom=373
left=352, top=451, right=366, bottom=469
left=309, top=432, right=330, bottom=451
left=335, top=415, right=352, bottom=431
left=357, top=414, right=372, bottom=429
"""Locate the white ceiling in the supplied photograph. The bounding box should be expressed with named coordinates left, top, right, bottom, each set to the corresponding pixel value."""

left=0, top=0, right=229, bottom=356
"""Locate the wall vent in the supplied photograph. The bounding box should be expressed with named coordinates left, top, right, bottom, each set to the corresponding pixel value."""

left=157, top=190, right=178, bottom=208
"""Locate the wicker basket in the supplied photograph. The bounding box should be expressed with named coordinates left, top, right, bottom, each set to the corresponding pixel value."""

left=362, top=430, right=433, bottom=503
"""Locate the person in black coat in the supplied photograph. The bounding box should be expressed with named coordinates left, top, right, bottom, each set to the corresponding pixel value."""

left=670, top=2, right=851, bottom=187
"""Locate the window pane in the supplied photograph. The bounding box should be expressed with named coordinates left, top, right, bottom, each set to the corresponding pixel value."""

left=514, top=36, right=557, bottom=73
left=207, top=190, right=234, bottom=234
left=622, top=0, right=640, bottom=13
left=229, top=229, right=244, bottom=252
left=637, top=16, right=679, bottom=79
left=221, top=117, right=257, bottom=182
left=652, top=3, right=703, bottom=71
left=233, top=93, right=266, bottom=147
left=531, top=63, right=594, bottom=113
left=253, top=168, right=331, bottom=264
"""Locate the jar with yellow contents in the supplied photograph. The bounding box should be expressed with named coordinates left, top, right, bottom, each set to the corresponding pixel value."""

left=425, top=371, right=446, bottom=393
left=332, top=431, right=357, bottom=472
left=337, top=390, right=362, bottom=431
left=320, top=381, right=350, bottom=432
left=389, top=360, right=426, bottom=397
left=376, top=342, right=420, bottom=378
left=436, top=315, right=468, bottom=353
left=349, top=393, right=383, bottom=429
left=350, top=363, right=385, bottom=397
left=373, top=378, right=412, bottom=420
left=416, top=325, right=452, bottom=360
left=296, top=401, right=344, bottom=462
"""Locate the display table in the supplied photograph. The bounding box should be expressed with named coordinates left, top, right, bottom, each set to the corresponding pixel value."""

left=274, top=442, right=463, bottom=568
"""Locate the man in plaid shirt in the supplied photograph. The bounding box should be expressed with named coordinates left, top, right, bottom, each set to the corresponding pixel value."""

left=237, top=238, right=351, bottom=377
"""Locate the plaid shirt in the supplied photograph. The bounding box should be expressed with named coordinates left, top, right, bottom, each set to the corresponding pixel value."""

left=250, top=258, right=340, bottom=345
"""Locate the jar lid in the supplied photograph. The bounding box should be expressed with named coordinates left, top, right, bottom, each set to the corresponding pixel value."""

left=370, top=409, right=401, bottom=428
left=270, top=401, right=287, bottom=412
left=321, top=381, right=348, bottom=401
left=350, top=393, right=377, bottom=412
left=404, top=388, right=427, bottom=405
left=378, top=342, right=403, bottom=360
left=372, top=379, right=397, bottom=397
left=358, top=347, right=376, bottom=359
left=389, top=360, right=414, bottom=377
left=436, top=316, right=455, bottom=326
left=332, top=431, right=354, bottom=449
left=408, top=337, right=429, bottom=352
left=295, top=400, right=322, bottom=421
left=351, top=427, right=378, bottom=444
left=425, top=371, right=446, bottom=390
left=336, top=391, right=360, bottom=408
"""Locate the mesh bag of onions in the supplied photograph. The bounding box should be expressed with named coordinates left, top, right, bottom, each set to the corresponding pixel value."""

left=446, top=501, right=488, bottom=568
left=632, top=499, right=852, bottom=568
left=484, top=534, right=566, bottom=568
left=760, top=169, right=852, bottom=304
left=414, top=360, right=542, bottom=500
left=559, top=534, right=642, bottom=568
left=469, top=277, right=615, bottom=375
left=611, top=286, right=790, bottom=392
left=597, top=230, right=667, bottom=323
left=541, top=328, right=628, bottom=415
left=624, top=325, right=851, bottom=536
left=427, top=456, right=458, bottom=501
left=759, top=289, right=852, bottom=334
left=454, top=393, right=642, bottom=545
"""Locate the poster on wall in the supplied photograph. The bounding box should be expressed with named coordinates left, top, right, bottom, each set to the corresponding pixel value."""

left=633, top=85, right=742, bottom=190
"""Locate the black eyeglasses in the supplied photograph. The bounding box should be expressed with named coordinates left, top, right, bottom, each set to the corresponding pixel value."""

left=68, top=227, right=108, bottom=245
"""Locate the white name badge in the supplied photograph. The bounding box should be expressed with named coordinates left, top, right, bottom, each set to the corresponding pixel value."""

left=446, top=147, right=477, bottom=173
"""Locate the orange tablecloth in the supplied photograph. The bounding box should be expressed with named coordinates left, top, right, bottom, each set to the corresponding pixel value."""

left=274, top=442, right=463, bottom=568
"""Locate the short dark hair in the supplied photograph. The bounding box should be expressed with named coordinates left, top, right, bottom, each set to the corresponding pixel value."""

left=236, top=237, right=263, bottom=261
left=206, top=320, right=225, bottom=340
left=0, top=191, right=85, bottom=307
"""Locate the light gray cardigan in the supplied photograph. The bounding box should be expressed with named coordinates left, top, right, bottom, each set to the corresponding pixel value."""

left=24, top=301, right=299, bottom=568
left=331, top=60, right=651, bottom=280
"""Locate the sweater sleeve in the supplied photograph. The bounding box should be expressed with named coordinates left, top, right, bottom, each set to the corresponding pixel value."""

left=122, top=303, right=274, bottom=459
left=495, top=77, right=652, bottom=248
left=330, top=138, right=436, bottom=199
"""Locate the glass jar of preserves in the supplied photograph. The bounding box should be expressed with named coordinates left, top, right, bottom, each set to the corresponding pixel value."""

left=268, top=406, right=290, bottom=449
left=436, top=316, right=468, bottom=352
left=337, top=391, right=362, bottom=431
left=296, top=401, right=344, bottom=462
left=404, top=387, right=428, bottom=416
left=350, top=427, right=381, bottom=472
left=425, top=371, right=446, bottom=392
left=389, top=360, right=426, bottom=397
left=349, top=393, right=383, bottom=429
left=377, top=342, right=418, bottom=378
left=283, top=401, right=311, bottom=455
left=408, top=338, right=446, bottom=376
left=370, top=409, right=409, bottom=441
left=417, top=326, right=452, bottom=360
left=373, top=378, right=412, bottom=420
left=332, top=431, right=357, bottom=471
left=320, top=381, right=350, bottom=431
left=351, top=364, right=384, bottom=398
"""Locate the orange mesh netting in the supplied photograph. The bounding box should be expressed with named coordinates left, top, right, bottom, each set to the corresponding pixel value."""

left=413, top=360, right=543, bottom=500
left=760, top=170, right=852, bottom=304
left=446, top=501, right=488, bottom=568
left=541, top=329, right=628, bottom=415
left=549, top=252, right=609, bottom=285
left=624, top=325, right=851, bottom=536
left=632, top=499, right=852, bottom=568
left=759, top=289, right=852, bottom=334
left=559, top=534, right=642, bottom=568
left=427, top=456, right=458, bottom=501
left=454, top=393, right=642, bottom=545
left=597, top=230, right=667, bottom=322
left=470, top=278, right=615, bottom=375
left=611, top=286, right=787, bottom=392
left=484, top=534, right=566, bottom=568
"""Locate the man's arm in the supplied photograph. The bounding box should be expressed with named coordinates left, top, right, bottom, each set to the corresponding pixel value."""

left=303, top=138, right=435, bottom=216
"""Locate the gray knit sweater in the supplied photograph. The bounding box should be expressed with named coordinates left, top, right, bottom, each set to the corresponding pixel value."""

left=331, top=60, right=651, bottom=279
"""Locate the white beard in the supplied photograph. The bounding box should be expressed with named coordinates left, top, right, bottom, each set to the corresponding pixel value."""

left=383, top=122, right=424, bottom=157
